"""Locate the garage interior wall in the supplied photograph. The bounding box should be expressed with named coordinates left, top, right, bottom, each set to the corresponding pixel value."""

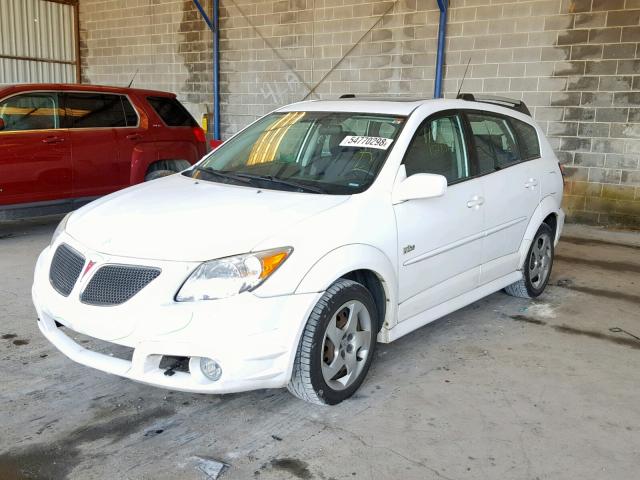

left=0, top=0, right=78, bottom=84
left=78, top=0, right=640, bottom=227
left=78, top=0, right=214, bottom=126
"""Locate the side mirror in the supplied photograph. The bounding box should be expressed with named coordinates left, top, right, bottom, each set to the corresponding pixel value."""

left=0, top=118, right=5, bottom=131
left=392, top=173, right=447, bottom=204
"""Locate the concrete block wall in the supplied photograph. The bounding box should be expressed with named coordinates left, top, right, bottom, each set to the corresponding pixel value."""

left=78, top=0, right=640, bottom=227
left=79, top=0, right=214, bottom=127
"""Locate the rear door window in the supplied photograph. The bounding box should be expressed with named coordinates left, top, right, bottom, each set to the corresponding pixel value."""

left=0, top=92, right=60, bottom=131
left=121, top=97, right=139, bottom=127
left=146, top=96, right=197, bottom=127
left=466, top=112, right=520, bottom=173
left=64, top=93, right=127, bottom=128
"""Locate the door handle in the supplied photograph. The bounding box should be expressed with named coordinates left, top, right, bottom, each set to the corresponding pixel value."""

left=126, top=133, right=143, bottom=140
left=466, top=195, right=485, bottom=209
left=42, top=136, right=64, bottom=144
left=524, top=178, right=538, bottom=189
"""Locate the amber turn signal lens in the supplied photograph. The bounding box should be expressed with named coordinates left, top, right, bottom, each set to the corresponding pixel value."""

left=259, top=250, right=290, bottom=279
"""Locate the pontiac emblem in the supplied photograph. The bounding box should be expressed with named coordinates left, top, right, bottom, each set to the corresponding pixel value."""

left=81, top=260, right=96, bottom=280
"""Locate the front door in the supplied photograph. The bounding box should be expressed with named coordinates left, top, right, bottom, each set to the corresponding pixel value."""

left=394, top=112, right=485, bottom=322
left=0, top=92, right=71, bottom=206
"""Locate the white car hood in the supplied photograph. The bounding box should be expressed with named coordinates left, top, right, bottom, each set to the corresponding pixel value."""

left=66, top=174, right=349, bottom=262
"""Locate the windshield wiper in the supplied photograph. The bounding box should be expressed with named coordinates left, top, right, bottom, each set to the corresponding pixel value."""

left=192, top=166, right=253, bottom=184
left=232, top=173, right=325, bottom=193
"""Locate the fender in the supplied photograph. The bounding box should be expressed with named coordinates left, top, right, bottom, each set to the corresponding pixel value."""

left=129, top=142, right=199, bottom=185
left=129, top=143, right=161, bottom=184
left=153, top=140, right=200, bottom=166
left=518, top=195, right=561, bottom=269
left=295, top=243, right=399, bottom=332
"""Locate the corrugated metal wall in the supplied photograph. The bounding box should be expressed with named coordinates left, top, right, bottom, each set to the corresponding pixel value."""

left=0, top=0, right=76, bottom=84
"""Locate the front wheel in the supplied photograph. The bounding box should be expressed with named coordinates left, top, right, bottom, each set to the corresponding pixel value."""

left=504, top=223, right=555, bottom=298
left=288, top=279, right=377, bottom=405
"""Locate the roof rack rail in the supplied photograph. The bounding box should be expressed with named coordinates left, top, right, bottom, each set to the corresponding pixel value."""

left=339, top=94, right=356, bottom=99
left=457, top=93, right=531, bottom=116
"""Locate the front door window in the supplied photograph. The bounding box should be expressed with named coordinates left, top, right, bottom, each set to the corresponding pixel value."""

left=402, top=114, right=469, bottom=183
left=0, top=92, right=60, bottom=131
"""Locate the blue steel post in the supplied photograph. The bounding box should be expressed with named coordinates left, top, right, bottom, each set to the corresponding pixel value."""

left=191, top=0, right=220, bottom=141
left=191, top=0, right=213, bottom=29
left=213, top=0, right=220, bottom=141
left=434, top=0, right=448, bottom=99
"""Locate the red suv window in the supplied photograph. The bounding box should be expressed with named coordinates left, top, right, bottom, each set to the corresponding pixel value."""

left=147, top=96, right=197, bottom=127
left=0, top=92, right=61, bottom=131
left=63, top=92, right=135, bottom=128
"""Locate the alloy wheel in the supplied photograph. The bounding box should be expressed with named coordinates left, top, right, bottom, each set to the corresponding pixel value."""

left=321, top=300, right=373, bottom=391
left=529, top=232, right=552, bottom=289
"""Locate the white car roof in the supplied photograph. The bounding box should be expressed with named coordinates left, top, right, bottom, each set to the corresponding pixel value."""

left=277, top=97, right=534, bottom=124
left=277, top=97, right=533, bottom=123
left=278, top=98, right=432, bottom=116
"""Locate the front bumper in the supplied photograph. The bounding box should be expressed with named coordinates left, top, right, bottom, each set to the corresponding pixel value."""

left=33, top=237, right=321, bottom=394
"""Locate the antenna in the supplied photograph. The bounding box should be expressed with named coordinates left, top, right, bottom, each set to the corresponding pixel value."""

left=456, top=58, right=471, bottom=98
left=127, top=69, right=139, bottom=88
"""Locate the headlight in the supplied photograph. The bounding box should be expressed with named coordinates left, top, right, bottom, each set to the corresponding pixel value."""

left=50, top=212, right=71, bottom=247
left=175, top=247, right=292, bottom=301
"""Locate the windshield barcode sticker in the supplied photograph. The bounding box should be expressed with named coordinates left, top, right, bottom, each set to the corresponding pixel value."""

left=339, top=136, right=393, bottom=150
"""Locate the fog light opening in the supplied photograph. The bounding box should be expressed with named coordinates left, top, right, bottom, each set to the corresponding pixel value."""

left=200, top=357, right=222, bottom=381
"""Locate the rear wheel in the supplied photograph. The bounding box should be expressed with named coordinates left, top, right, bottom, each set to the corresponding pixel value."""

left=288, top=279, right=377, bottom=405
left=504, top=223, right=554, bottom=298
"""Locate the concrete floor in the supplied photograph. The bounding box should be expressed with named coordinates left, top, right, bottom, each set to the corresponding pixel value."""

left=1, top=217, right=639, bottom=480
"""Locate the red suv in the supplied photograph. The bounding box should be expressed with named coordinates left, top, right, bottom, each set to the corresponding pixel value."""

left=0, top=84, right=207, bottom=219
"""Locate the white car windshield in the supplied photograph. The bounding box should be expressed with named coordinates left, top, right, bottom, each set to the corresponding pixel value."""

left=186, top=111, right=406, bottom=194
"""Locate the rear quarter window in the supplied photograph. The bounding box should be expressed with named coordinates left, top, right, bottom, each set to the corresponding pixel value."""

left=510, top=118, right=541, bottom=160
left=146, top=96, right=197, bottom=127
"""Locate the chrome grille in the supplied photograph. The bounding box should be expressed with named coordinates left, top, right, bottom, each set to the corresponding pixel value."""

left=80, top=265, right=161, bottom=306
left=49, top=244, right=85, bottom=297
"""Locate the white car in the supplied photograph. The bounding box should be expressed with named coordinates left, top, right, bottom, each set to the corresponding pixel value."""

left=32, top=95, right=564, bottom=405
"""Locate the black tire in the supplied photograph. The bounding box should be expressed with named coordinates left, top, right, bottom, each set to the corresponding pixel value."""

left=144, top=169, right=174, bottom=181
left=288, top=279, right=378, bottom=405
left=504, top=222, right=555, bottom=299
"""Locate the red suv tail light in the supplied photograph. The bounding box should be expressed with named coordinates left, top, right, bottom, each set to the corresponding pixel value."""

left=192, top=127, right=206, bottom=143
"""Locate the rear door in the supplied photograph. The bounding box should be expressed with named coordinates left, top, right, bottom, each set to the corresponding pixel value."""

left=464, top=111, right=541, bottom=284
left=395, top=111, right=485, bottom=322
left=0, top=91, right=71, bottom=206
left=63, top=92, right=130, bottom=197
left=113, top=94, right=149, bottom=184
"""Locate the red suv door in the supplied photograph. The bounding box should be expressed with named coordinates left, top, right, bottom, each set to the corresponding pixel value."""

left=114, top=93, right=153, bottom=184
left=63, top=92, right=132, bottom=197
left=0, top=91, right=72, bottom=206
